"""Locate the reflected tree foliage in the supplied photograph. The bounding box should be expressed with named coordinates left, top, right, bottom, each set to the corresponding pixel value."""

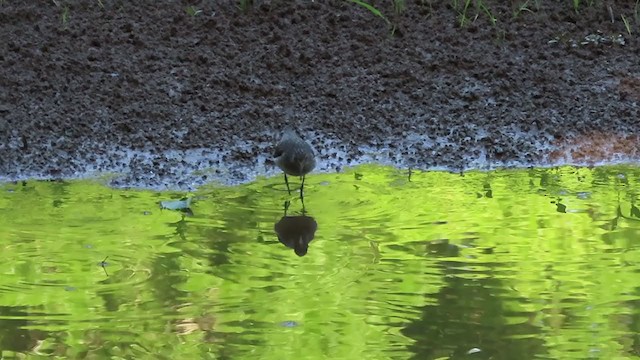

left=0, top=306, right=48, bottom=355
left=401, top=275, right=546, bottom=359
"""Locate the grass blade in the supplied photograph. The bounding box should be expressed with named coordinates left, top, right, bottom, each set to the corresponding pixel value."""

left=347, top=0, right=390, bottom=26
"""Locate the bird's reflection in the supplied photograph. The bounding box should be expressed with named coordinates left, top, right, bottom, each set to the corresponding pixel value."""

left=274, top=199, right=317, bottom=256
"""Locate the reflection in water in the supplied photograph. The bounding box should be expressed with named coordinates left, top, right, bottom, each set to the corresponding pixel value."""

left=274, top=199, right=318, bottom=256
left=426, top=239, right=460, bottom=257
left=5, top=166, right=640, bottom=358
left=159, top=197, right=194, bottom=216
left=99, top=256, right=109, bottom=276
left=402, top=274, right=547, bottom=359
left=0, top=306, right=48, bottom=354
left=554, top=198, right=567, bottom=213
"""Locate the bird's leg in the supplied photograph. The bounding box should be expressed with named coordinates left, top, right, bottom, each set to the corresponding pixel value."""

left=284, top=173, right=291, bottom=195
left=300, top=175, right=305, bottom=199
left=283, top=199, right=290, bottom=215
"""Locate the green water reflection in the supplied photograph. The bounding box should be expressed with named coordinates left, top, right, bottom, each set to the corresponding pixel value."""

left=2, top=165, right=640, bottom=359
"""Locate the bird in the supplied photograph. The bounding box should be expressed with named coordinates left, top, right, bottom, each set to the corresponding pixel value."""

left=274, top=126, right=316, bottom=197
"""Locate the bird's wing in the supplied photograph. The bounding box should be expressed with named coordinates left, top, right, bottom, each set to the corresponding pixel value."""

left=273, top=143, right=284, bottom=157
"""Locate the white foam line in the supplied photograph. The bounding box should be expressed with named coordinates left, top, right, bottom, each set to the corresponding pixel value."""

left=2, top=128, right=640, bottom=190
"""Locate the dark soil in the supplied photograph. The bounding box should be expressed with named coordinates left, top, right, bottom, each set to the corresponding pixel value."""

left=1, top=1, right=640, bottom=189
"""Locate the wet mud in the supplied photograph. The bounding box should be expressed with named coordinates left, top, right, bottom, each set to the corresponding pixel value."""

left=1, top=1, right=639, bottom=189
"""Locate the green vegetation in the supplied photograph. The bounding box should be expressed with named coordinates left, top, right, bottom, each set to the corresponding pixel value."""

left=346, top=0, right=403, bottom=35
left=222, top=0, right=639, bottom=35
left=342, top=0, right=639, bottom=33
left=60, top=5, right=69, bottom=28
left=392, top=0, right=406, bottom=16
left=478, top=1, right=497, bottom=26
left=513, top=1, right=536, bottom=18
left=347, top=0, right=502, bottom=29
left=45, top=0, right=640, bottom=32
left=572, top=0, right=596, bottom=13
left=454, top=0, right=472, bottom=27
left=237, top=0, right=253, bottom=12
left=621, top=14, right=631, bottom=35
left=185, top=5, right=203, bottom=16
left=347, top=0, right=391, bottom=28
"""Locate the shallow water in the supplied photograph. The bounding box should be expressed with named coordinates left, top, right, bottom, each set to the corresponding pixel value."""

left=2, top=165, right=640, bottom=359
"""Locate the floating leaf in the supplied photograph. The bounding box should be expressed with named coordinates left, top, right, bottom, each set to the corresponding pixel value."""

left=467, top=348, right=482, bottom=354
left=160, top=197, right=193, bottom=211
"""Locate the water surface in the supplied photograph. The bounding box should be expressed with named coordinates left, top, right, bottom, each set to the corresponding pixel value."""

left=1, top=165, right=640, bottom=359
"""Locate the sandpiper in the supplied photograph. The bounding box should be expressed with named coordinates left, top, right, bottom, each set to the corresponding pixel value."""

left=274, top=126, right=316, bottom=196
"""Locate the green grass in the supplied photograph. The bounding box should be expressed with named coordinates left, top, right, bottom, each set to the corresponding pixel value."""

left=347, top=0, right=391, bottom=26
left=232, top=0, right=636, bottom=34
left=621, top=14, right=632, bottom=35
left=185, top=6, right=203, bottom=17
left=456, top=0, right=472, bottom=27
left=346, top=0, right=394, bottom=35
left=572, top=0, right=580, bottom=12
left=479, top=2, right=497, bottom=26
left=237, top=0, right=253, bottom=12
left=453, top=0, right=497, bottom=28
left=572, top=0, right=596, bottom=13
left=513, top=0, right=537, bottom=18
left=61, top=5, right=69, bottom=28
left=393, top=0, right=406, bottom=16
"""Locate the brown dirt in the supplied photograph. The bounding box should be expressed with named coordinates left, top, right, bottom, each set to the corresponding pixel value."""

left=1, top=1, right=639, bottom=189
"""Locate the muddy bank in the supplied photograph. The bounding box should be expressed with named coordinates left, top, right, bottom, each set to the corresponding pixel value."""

left=1, top=1, right=639, bottom=189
